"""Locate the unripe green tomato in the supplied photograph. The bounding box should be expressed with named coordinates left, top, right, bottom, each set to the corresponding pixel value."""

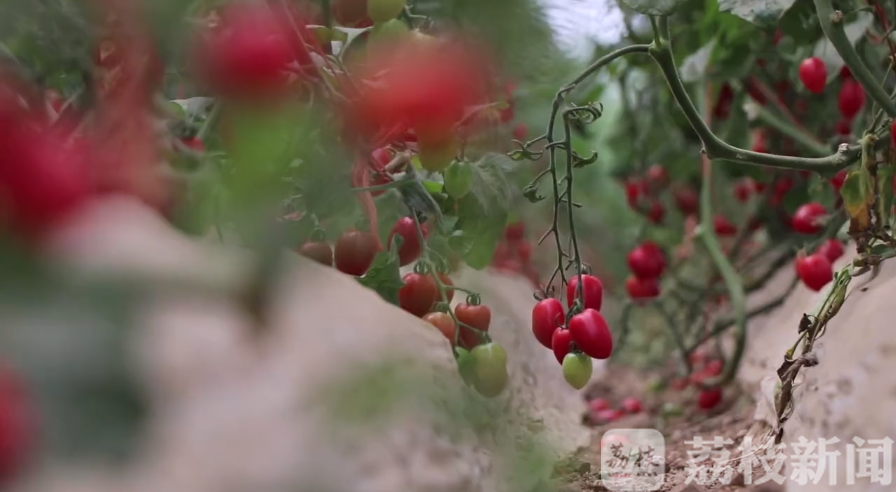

left=561, top=352, right=592, bottom=390
left=471, top=342, right=508, bottom=398
left=455, top=347, right=476, bottom=387
left=418, top=138, right=457, bottom=173
left=444, top=160, right=473, bottom=199
left=368, top=0, right=407, bottom=23
left=370, top=18, right=409, bottom=43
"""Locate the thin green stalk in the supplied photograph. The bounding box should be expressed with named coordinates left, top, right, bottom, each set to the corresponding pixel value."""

left=814, top=0, right=896, bottom=117
left=754, top=104, right=830, bottom=156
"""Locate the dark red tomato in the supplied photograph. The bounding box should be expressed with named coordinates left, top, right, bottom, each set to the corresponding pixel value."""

left=551, top=328, right=573, bottom=364
left=624, top=178, right=647, bottom=209
left=830, top=170, right=847, bottom=192
left=504, top=222, right=525, bottom=242
left=713, top=215, right=737, bottom=237
left=645, top=164, right=669, bottom=189
left=594, top=408, right=624, bottom=424
left=423, top=312, right=456, bottom=342
left=437, top=273, right=455, bottom=303
left=745, top=78, right=767, bottom=105
left=798, top=57, right=827, bottom=94
left=388, top=216, right=427, bottom=266
left=817, top=239, right=845, bottom=264
left=646, top=200, right=665, bottom=224
left=298, top=241, right=333, bottom=266
left=704, top=359, right=723, bottom=376
left=840, top=65, right=852, bottom=79
left=625, top=275, right=659, bottom=302
left=627, top=243, right=665, bottom=280
left=734, top=177, right=756, bottom=203
left=588, top=398, right=610, bottom=412
left=795, top=253, right=833, bottom=291
left=0, top=362, right=37, bottom=481
left=697, top=388, right=723, bottom=411
left=673, top=186, right=698, bottom=215
left=568, top=309, right=613, bottom=360
left=532, top=298, right=564, bottom=349
left=792, top=202, right=826, bottom=234
left=566, top=274, right=604, bottom=311
left=399, top=272, right=438, bottom=317
left=455, top=303, right=492, bottom=349
left=838, top=79, right=865, bottom=120
left=620, top=397, right=642, bottom=414
left=517, top=240, right=532, bottom=262
left=334, top=229, right=379, bottom=276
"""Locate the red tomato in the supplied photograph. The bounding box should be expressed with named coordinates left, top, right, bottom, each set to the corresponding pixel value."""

left=399, top=273, right=438, bottom=317
left=646, top=200, right=665, bottom=224
left=627, top=243, right=666, bottom=280
left=455, top=303, right=492, bottom=349
left=817, top=239, right=845, bottom=264
left=838, top=79, right=865, bottom=119
left=594, top=408, right=624, bottom=424
left=795, top=253, right=833, bottom=291
left=504, top=222, right=525, bottom=242
left=798, top=57, right=827, bottom=94
left=620, top=397, right=642, bottom=414
left=532, top=298, right=564, bottom=349
left=625, top=275, right=659, bottom=302
left=792, top=202, right=826, bottom=234
left=566, top=274, right=604, bottom=311
left=645, top=164, right=669, bottom=189
left=388, top=217, right=427, bottom=266
left=551, top=328, right=573, bottom=364
left=423, top=312, right=456, bottom=342
left=298, top=241, right=333, bottom=266
left=713, top=215, right=737, bottom=237
left=673, top=186, right=698, bottom=215
left=568, top=309, right=613, bottom=360
left=830, top=170, right=847, bottom=191
left=588, top=398, right=610, bottom=412
left=697, top=388, right=723, bottom=411
left=334, top=229, right=379, bottom=276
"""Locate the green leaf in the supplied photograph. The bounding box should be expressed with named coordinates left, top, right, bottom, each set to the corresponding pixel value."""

left=719, top=0, right=796, bottom=26
left=680, top=39, right=717, bottom=82
left=449, top=154, right=515, bottom=269
left=357, top=249, right=405, bottom=306
left=620, top=0, right=683, bottom=15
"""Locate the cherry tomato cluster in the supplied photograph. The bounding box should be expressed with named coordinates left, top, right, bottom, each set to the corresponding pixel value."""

left=531, top=272, right=613, bottom=390
left=624, top=164, right=672, bottom=225
left=625, top=241, right=667, bottom=303
left=670, top=351, right=726, bottom=411
left=490, top=222, right=540, bottom=286
left=586, top=396, right=642, bottom=425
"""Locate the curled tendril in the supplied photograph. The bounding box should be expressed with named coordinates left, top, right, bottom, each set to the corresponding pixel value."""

left=564, top=102, right=603, bottom=124
left=572, top=150, right=599, bottom=168
left=523, top=183, right=545, bottom=203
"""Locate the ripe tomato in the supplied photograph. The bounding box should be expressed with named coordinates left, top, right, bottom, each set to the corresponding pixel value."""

left=568, top=309, right=613, bottom=360
left=532, top=298, right=564, bottom=349
left=795, top=253, right=833, bottom=291
left=517, top=240, right=532, bottom=262
left=470, top=343, right=508, bottom=398
left=562, top=352, right=593, bottom=390
left=588, top=398, right=610, bottom=412
left=180, top=137, right=206, bottom=153
left=646, top=200, right=665, bottom=224
left=298, top=241, right=333, bottom=266
left=504, top=222, right=525, bottom=242
left=697, top=388, right=723, bottom=411
left=627, top=243, right=666, bottom=280
left=399, top=273, right=438, bottom=317
left=673, top=186, right=698, bottom=215
left=334, top=229, right=379, bottom=276
left=792, top=202, right=826, bottom=234
left=437, top=273, right=455, bottom=303
left=838, top=79, right=865, bottom=119
left=830, top=170, right=847, bottom=192
left=455, top=303, right=492, bottom=349
left=551, top=328, right=573, bottom=364
left=817, top=239, right=845, bottom=264
left=423, top=312, right=456, bottom=342
left=625, top=275, right=659, bottom=302
left=620, top=397, right=642, bottom=414
left=645, top=164, right=669, bottom=189
left=367, top=0, right=407, bottom=23
left=594, top=408, right=624, bottom=424
left=566, top=274, right=604, bottom=311
left=388, top=216, right=427, bottom=266
left=713, top=215, right=737, bottom=237
left=798, top=57, right=827, bottom=94
left=734, top=177, right=756, bottom=203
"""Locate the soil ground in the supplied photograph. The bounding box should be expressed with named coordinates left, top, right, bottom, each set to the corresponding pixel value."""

left=552, top=365, right=784, bottom=492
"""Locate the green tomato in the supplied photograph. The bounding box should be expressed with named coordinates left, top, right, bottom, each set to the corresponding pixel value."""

left=471, top=343, right=508, bottom=398
left=444, top=160, right=473, bottom=199
left=368, top=0, right=407, bottom=23
left=418, top=138, right=457, bottom=173
left=371, top=18, right=409, bottom=43
left=561, top=353, right=592, bottom=390
left=455, top=347, right=477, bottom=387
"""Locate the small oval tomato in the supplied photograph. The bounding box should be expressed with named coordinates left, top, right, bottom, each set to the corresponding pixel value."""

left=568, top=309, right=613, bottom=360
left=795, top=253, right=833, bottom=291
left=470, top=342, right=508, bottom=398
left=621, top=397, right=642, bottom=414
left=625, top=275, right=659, bottom=302
left=532, top=298, right=564, bottom=349
left=627, top=242, right=666, bottom=280
left=798, top=57, right=827, bottom=94
left=455, top=303, right=492, bottom=349
left=645, top=164, right=669, bottom=190
left=713, top=215, right=737, bottom=237
left=368, top=0, right=407, bottom=23
left=298, top=241, right=333, bottom=266
left=551, top=328, right=573, bottom=365
left=588, top=398, right=610, bottom=412
left=562, top=352, right=593, bottom=390
left=673, top=186, right=698, bottom=215
left=423, top=312, right=456, bottom=342
left=444, top=159, right=473, bottom=199
left=697, top=388, right=723, bottom=411
left=504, top=222, right=525, bottom=242
left=566, top=274, right=604, bottom=311
left=334, top=229, right=379, bottom=276
left=817, top=239, right=845, bottom=264
left=838, top=79, right=865, bottom=119
left=388, top=216, right=427, bottom=266
left=594, top=409, right=624, bottom=424
left=399, top=273, right=438, bottom=317
left=792, top=202, right=826, bottom=234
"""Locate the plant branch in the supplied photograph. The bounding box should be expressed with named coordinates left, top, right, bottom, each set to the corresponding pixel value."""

left=814, top=0, right=896, bottom=117
left=753, top=103, right=831, bottom=156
